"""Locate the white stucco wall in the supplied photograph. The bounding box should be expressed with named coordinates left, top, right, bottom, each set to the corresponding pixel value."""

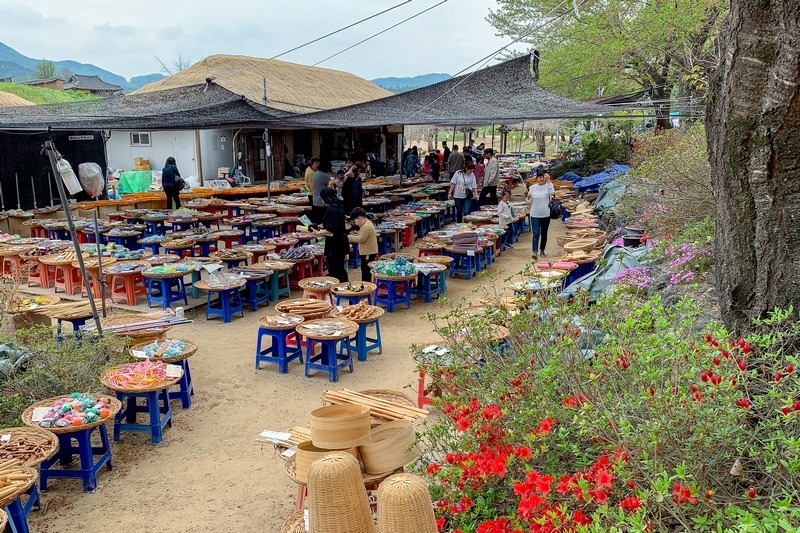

left=106, top=130, right=198, bottom=177
left=198, top=128, right=235, bottom=182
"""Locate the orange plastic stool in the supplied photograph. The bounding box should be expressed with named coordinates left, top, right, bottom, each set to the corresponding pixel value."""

left=108, top=272, right=147, bottom=306
left=54, top=264, right=82, bottom=295
left=3, top=255, right=28, bottom=280
left=28, top=260, right=55, bottom=288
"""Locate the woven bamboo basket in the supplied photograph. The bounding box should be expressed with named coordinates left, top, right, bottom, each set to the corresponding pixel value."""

left=563, top=238, right=598, bottom=253
left=378, top=252, right=415, bottom=262
left=129, top=338, right=198, bottom=364
left=0, top=504, right=6, bottom=531
left=0, top=426, right=59, bottom=467
left=257, top=314, right=305, bottom=331
left=0, top=464, right=37, bottom=509
left=310, top=404, right=371, bottom=449
left=376, top=473, right=437, bottom=533
left=21, top=395, right=121, bottom=435
left=100, top=364, right=182, bottom=394
left=295, top=441, right=358, bottom=484
left=275, top=299, right=333, bottom=319
left=307, top=452, right=376, bottom=533
left=358, top=420, right=418, bottom=475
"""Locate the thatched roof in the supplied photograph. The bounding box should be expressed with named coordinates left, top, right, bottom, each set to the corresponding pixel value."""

left=265, top=54, right=614, bottom=128
left=0, top=83, right=289, bottom=130
left=0, top=91, right=34, bottom=107
left=134, top=54, right=392, bottom=114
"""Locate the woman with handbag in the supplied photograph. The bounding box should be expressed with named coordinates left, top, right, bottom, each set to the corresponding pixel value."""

left=448, top=162, right=478, bottom=223
left=161, top=156, right=183, bottom=209
left=526, top=172, right=555, bottom=259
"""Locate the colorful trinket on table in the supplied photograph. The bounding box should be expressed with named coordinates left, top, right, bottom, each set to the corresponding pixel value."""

left=373, top=257, right=417, bottom=277
left=133, top=339, right=188, bottom=359
left=104, top=359, right=170, bottom=390
left=36, top=393, right=112, bottom=428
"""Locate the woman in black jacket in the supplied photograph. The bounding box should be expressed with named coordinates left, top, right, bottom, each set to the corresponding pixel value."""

left=318, top=187, right=350, bottom=282
left=161, top=156, right=182, bottom=209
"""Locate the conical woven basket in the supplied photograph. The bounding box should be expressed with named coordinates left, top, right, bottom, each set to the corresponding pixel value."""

left=307, top=452, right=376, bottom=533
left=376, top=473, right=437, bottom=533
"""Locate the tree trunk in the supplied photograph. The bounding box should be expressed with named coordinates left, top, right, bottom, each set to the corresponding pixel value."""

left=535, top=131, right=546, bottom=156
left=653, top=84, right=673, bottom=130
left=706, top=0, right=800, bottom=333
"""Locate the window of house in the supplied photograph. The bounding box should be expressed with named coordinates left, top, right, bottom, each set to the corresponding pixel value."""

left=130, top=132, right=151, bottom=146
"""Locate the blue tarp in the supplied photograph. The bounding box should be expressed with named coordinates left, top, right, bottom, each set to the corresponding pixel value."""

left=560, top=171, right=583, bottom=182
left=573, top=164, right=629, bottom=191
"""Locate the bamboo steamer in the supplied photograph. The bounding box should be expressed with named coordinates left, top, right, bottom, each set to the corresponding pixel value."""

left=295, top=440, right=359, bottom=484
left=310, top=404, right=371, bottom=449
left=358, top=420, right=418, bottom=475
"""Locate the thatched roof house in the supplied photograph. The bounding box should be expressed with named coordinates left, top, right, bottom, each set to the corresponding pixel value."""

left=0, top=91, right=34, bottom=107
left=134, top=54, right=392, bottom=114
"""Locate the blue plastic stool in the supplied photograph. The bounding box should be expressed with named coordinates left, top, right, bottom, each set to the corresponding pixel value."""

left=39, top=425, right=112, bottom=492
left=206, top=287, right=244, bottom=322
left=335, top=292, right=373, bottom=306
left=244, top=277, right=270, bottom=311
left=56, top=316, right=88, bottom=342
left=195, top=241, right=215, bottom=256
left=377, top=233, right=394, bottom=254
left=304, top=336, right=354, bottom=382
left=113, top=388, right=172, bottom=445
left=412, top=271, right=442, bottom=303
left=167, top=358, right=194, bottom=409
left=449, top=251, right=478, bottom=280
left=169, top=221, right=196, bottom=232
left=269, top=271, right=292, bottom=301
left=140, top=242, right=161, bottom=255
left=346, top=319, right=383, bottom=361
left=107, top=235, right=140, bottom=250
left=374, top=278, right=411, bottom=313
left=144, top=220, right=165, bottom=235
left=230, top=223, right=252, bottom=243
left=4, top=483, right=40, bottom=533
left=256, top=327, right=303, bottom=373
left=146, top=276, right=188, bottom=309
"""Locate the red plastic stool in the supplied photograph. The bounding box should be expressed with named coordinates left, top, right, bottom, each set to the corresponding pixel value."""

left=30, top=226, right=48, bottom=238
left=54, top=264, right=83, bottom=295
left=3, top=255, right=28, bottom=279
left=108, top=272, right=147, bottom=306
left=217, top=235, right=242, bottom=250
left=313, top=254, right=329, bottom=276
left=289, top=258, right=314, bottom=289
left=28, top=260, right=55, bottom=288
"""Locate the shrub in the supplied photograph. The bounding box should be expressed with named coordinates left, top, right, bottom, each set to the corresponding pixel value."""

left=0, top=326, right=126, bottom=428
left=616, top=125, right=713, bottom=235
left=416, top=290, right=800, bottom=532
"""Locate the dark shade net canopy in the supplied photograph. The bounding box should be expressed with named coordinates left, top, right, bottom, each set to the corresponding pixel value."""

left=261, top=54, right=613, bottom=128
left=0, top=83, right=290, bottom=131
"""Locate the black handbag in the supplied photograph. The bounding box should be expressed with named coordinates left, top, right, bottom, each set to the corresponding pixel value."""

left=549, top=199, right=562, bottom=219
left=175, top=176, right=187, bottom=190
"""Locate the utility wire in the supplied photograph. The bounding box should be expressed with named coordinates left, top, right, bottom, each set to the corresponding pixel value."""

left=313, top=0, right=448, bottom=67
left=212, top=0, right=413, bottom=83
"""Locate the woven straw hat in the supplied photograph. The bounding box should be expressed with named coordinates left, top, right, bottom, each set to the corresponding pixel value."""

left=307, top=452, right=376, bottom=533
left=376, top=473, right=437, bottom=533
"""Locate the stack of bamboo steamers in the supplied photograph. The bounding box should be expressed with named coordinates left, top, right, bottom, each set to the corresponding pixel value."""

left=290, top=402, right=436, bottom=532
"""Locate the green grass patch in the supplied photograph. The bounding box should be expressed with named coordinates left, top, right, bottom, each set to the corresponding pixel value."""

left=0, top=83, right=100, bottom=104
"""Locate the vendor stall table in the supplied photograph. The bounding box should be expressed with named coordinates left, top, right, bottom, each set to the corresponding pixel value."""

left=130, top=339, right=198, bottom=409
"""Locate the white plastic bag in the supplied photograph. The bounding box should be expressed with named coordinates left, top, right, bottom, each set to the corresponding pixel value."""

left=56, top=158, right=83, bottom=195
left=77, top=162, right=105, bottom=197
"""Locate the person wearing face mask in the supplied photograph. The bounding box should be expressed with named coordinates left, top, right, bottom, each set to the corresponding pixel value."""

left=448, top=161, right=478, bottom=223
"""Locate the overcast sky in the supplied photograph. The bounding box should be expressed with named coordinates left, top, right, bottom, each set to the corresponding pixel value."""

left=0, top=0, right=514, bottom=81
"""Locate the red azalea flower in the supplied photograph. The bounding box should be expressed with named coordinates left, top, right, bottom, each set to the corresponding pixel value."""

left=436, top=517, right=445, bottom=531
left=515, top=445, right=532, bottom=460
left=775, top=371, right=783, bottom=382
left=572, top=509, right=592, bottom=525
left=737, top=360, right=747, bottom=372
left=794, top=401, right=800, bottom=411
left=747, top=487, right=756, bottom=499
left=620, top=496, right=643, bottom=512
left=713, top=356, right=721, bottom=366
left=556, top=474, right=572, bottom=495
left=595, top=469, right=614, bottom=489
left=457, top=417, right=471, bottom=431
left=786, top=364, right=794, bottom=374
left=705, top=490, right=713, bottom=500
left=426, top=463, right=440, bottom=475
left=535, top=417, right=556, bottom=435
left=588, top=489, right=608, bottom=504
left=672, top=482, right=697, bottom=505
left=736, top=397, right=752, bottom=409
left=482, top=405, right=503, bottom=421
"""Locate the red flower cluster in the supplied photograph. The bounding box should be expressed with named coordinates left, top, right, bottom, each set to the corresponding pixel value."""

left=620, top=496, right=643, bottom=512
left=476, top=517, right=523, bottom=533
left=561, top=395, right=588, bottom=408
left=556, top=452, right=617, bottom=505
left=672, top=482, right=697, bottom=505
left=736, top=397, right=752, bottom=409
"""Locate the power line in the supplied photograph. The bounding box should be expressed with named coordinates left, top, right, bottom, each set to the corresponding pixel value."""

left=313, top=0, right=448, bottom=67
left=212, top=0, right=413, bottom=83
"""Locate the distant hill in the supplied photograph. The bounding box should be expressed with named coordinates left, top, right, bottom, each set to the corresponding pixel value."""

left=0, top=42, right=164, bottom=90
left=371, top=73, right=450, bottom=93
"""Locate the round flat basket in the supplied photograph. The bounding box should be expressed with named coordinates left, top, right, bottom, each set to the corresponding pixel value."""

left=563, top=238, right=598, bottom=253
left=129, top=338, right=198, bottom=364
left=310, top=404, right=371, bottom=449
left=257, top=314, right=305, bottom=330
left=0, top=426, right=59, bottom=467
left=0, top=465, right=37, bottom=509
left=0, top=505, right=6, bottom=531
left=280, top=510, right=305, bottom=533
left=297, top=319, right=359, bottom=340
left=298, top=276, right=340, bottom=292
left=9, top=294, right=60, bottom=313
left=141, top=269, right=186, bottom=279
left=414, top=255, right=453, bottom=266
left=275, top=298, right=332, bottom=319
left=330, top=305, right=384, bottom=324
left=21, top=394, right=121, bottom=435
left=100, top=364, right=182, bottom=394
left=331, top=282, right=377, bottom=297
left=145, top=254, right=181, bottom=266
left=379, top=252, right=415, bottom=262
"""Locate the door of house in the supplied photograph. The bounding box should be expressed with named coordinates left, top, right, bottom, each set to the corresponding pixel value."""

left=250, top=135, right=267, bottom=182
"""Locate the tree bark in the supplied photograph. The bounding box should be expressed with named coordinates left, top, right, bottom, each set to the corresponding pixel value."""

left=535, top=131, right=546, bottom=156
left=706, top=0, right=800, bottom=333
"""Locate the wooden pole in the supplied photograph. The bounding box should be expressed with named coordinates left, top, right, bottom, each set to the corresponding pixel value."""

left=30, top=176, right=37, bottom=209
left=14, top=173, right=20, bottom=210
left=44, top=141, right=102, bottom=333
left=47, top=173, right=53, bottom=206
left=92, top=211, right=107, bottom=318
left=194, top=130, right=204, bottom=186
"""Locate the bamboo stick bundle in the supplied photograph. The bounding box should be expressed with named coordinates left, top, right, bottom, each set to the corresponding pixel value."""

left=321, top=389, right=429, bottom=422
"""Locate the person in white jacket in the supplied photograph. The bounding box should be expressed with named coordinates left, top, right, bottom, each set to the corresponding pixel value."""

left=526, top=173, right=555, bottom=259
left=496, top=189, right=514, bottom=249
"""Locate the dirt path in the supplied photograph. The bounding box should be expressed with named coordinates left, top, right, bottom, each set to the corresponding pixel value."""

left=28, top=193, right=566, bottom=533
